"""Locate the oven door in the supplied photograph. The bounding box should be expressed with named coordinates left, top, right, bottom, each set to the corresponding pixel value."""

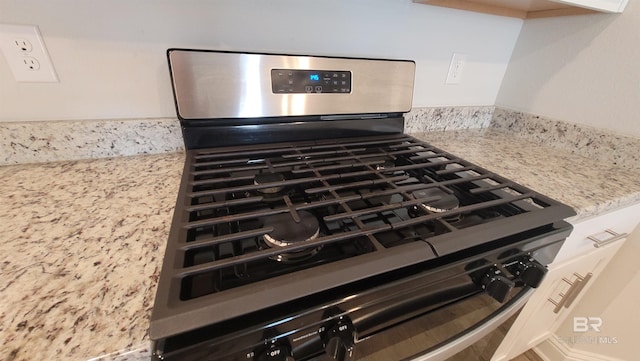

left=153, top=262, right=536, bottom=361
left=153, top=222, right=570, bottom=361
left=349, top=287, right=533, bottom=361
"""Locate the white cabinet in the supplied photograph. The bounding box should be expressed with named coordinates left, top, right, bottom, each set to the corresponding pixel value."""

left=553, top=203, right=640, bottom=264
left=555, top=0, right=629, bottom=12
left=536, top=227, right=640, bottom=361
left=413, top=0, right=629, bottom=19
left=491, top=236, right=625, bottom=361
left=490, top=202, right=640, bottom=361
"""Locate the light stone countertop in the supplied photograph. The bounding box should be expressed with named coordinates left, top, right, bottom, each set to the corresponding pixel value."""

left=0, top=153, right=184, bottom=361
left=1, top=128, right=639, bottom=361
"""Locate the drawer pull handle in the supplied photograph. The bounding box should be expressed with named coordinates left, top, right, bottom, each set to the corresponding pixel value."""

left=564, top=273, right=592, bottom=308
left=550, top=272, right=592, bottom=314
left=561, top=277, right=574, bottom=285
left=588, top=229, right=627, bottom=248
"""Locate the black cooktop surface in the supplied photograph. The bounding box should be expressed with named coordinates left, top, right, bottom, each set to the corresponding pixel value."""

left=150, top=133, right=575, bottom=339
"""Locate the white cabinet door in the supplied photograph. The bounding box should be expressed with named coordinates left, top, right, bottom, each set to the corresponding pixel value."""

left=491, top=231, right=627, bottom=361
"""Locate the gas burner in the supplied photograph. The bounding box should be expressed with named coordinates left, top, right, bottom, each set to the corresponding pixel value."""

left=375, top=160, right=396, bottom=172
left=254, top=173, right=285, bottom=194
left=411, top=188, right=462, bottom=222
left=262, top=211, right=321, bottom=262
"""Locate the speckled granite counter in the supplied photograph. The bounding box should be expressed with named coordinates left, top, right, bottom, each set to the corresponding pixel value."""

left=1, top=129, right=639, bottom=361
left=0, top=153, right=184, bottom=361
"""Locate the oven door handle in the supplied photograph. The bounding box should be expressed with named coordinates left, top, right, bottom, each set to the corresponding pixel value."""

left=402, top=287, right=535, bottom=361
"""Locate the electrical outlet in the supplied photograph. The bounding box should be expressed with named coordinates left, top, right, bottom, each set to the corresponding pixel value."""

left=445, top=53, right=467, bottom=85
left=22, top=56, right=40, bottom=71
left=0, top=24, right=58, bottom=82
left=14, top=39, right=32, bottom=53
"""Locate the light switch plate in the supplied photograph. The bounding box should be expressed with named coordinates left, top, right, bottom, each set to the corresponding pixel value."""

left=0, top=24, right=58, bottom=82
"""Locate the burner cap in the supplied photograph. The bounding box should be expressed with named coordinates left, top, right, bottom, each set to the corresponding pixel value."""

left=263, top=211, right=321, bottom=262
left=263, top=211, right=320, bottom=247
left=413, top=188, right=460, bottom=214
left=254, top=173, right=285, bottom=194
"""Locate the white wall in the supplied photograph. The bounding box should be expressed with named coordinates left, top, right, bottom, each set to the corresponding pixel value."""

left=0, top=0, right=522, bottom=122
left=496, top=0, right=640, bottom=138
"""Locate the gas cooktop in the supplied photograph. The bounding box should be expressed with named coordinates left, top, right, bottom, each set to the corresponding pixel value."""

left=150, top=132, right=573, bottom=339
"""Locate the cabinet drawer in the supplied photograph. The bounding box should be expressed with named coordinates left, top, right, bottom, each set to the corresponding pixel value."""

left=554, top=202, right=640, bottom=263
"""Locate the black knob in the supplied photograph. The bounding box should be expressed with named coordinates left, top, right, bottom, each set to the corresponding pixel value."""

left=481, top=267, right=515, bottom=303
left=326, top=336, right=352, bottom=361
left=255, top=344, right=294, bottom=361
left=508, top=256, right=547, bottom=288
left=321, top=317, right=355, bottom=361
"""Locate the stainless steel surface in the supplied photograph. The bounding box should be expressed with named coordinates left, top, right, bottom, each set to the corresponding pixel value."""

left=168, top=50, right=415, bottom=119
left=549, top=275, right=577, bottom=313
left=550, top=272, right=592, bottom=313
left=588, top=229, right=628, bottom=248
left=407, top=288, right=535, bottom=361
left=563, top=272, right=592, bottom=308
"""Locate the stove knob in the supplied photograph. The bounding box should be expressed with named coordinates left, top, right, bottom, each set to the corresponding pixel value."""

left=481, top=267, right=515, bottom=303
left=508, top=257, right=547, bottom=288
left=255, top=343, right=295, bottom=361
left=322, top=317, right=356, bottom=361
left=326, top=336, right=354, bottom=361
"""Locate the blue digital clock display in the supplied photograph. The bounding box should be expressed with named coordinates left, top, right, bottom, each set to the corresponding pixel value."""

left=271, top=69, right=350, bottom=93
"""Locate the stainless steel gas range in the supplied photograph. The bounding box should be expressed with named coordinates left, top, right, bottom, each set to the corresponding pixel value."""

left=149, top=50, right=576, bottom=361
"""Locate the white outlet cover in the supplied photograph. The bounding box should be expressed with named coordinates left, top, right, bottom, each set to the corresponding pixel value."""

left=0, top=23, right=58, bottom=82
left=445, top=53, right=467, bottom=85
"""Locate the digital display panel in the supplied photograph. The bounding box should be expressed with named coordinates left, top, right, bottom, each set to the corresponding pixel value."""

left=272, top=69, right=351, bottom=94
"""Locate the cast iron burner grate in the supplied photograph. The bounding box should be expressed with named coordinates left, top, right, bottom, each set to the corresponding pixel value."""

left=177, top=133, right=559, bottom=297
left=151, top=134, right=574, bottom=338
